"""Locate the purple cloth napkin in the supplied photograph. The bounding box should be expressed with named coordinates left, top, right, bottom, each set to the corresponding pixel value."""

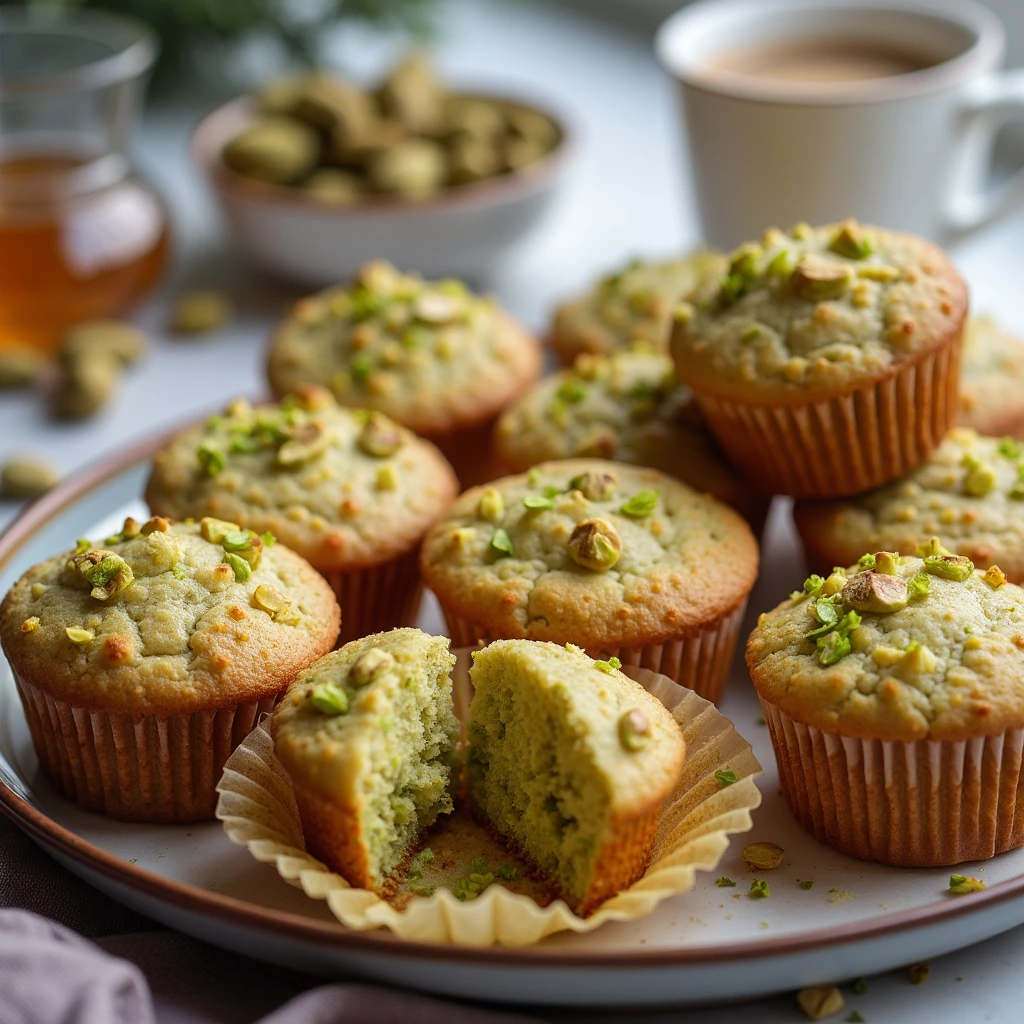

left=0, top=816, right=542, bottom=1024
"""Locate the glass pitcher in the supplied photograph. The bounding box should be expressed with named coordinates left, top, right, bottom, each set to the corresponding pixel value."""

left=0, top=7, right=170, bottom=353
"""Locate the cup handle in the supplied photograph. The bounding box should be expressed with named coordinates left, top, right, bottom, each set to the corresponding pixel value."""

left=946, top=69, right=1024, bottom=235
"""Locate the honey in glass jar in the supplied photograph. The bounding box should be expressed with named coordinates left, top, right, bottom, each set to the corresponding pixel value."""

left=0, top=9, right=170, bottom=354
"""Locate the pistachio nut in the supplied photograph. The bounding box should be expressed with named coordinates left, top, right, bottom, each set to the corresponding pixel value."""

left=200, top=517, right=241, bottom=545
left=618, top=708, right=651, bottom=752
left=222, top=116, right=320, bottom=185
left=568, top=471, right=617, bottom=502
left=377, top=53, right=445, bottom=135
left=171, top=290, right=233, bottom=334
left=61, top=320, right=147, bottom=366
left=310, top=682, right=349, bottom=716
left=0, top=348, right=43, bottom=388
left=964, top=462, right=997, bottom=497
left=477, top=487, right=505, bottom=522
left=277, top=421, right=329, bottom=465
left=448, top=134, right=503, bottom=184
left=902, top=641, right=938, bottom=674
left=222, top=529, right=264, bottom=569
left=789, top=253, right=852, bottom=301
left=873, top=551, right=901, bottom=575
left=358, top=412, right=404, bottom=457
left=291, top=384, right=335, bottom=412
left=412, top=291, right=465, bottom=324
left=53, top=348, right=119, bottom=419
left=73, top=550, right=134, bottom=601
left=924, top=553, right=974, bottom=582
left=574, top=427, right=618, bottom=459
left=820, top=571, right=847, bottom=596
left=367, top=138, right=447, bottom=198
left=293, top=75, right=373, bottom=134
left=916, top=536, right=951, bottom=558
left=1, top=456, right=60, bottom=499
left=304, top=168, right=362, bottom=206
left=349, top=647, right=394, bottom=686
left=841, top=570, right=908, bottom=613
left=741, top=842, right=784, bottom=871
left=224, top=552, right=251, bottom=582
left=796, top=986, right=844, bottom=1021
left=65, top=627, right=94, bottom=644
left=568, top=518, right=622, bottom=571
left=252, top=583, right=298, bottom=623
left=984, top=565, right=1007, bottom=588
left=829, top=219, right=873, bottom=260
left=140, top=516, right=169, bottom=535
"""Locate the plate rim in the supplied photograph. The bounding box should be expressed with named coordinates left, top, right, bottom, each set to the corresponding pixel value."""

left=2, top=426, right=1024, bottom=969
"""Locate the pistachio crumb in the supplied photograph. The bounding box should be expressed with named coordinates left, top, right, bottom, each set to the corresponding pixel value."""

left=748, top=878, right=770, bottom=899
left=716, top=876, right=736, bottom=887
left=948, top=874, right=986, bottom=894
left=715, top=769, right=738, bottom=787
left=618, top=708, right=651, bottom=751
left=797, top=986, right=843, bottom=1021
left=908, top=963, right=930, bottom=985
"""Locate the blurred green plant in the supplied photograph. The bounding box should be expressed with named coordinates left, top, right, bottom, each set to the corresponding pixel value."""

left=13, top=0, right=442, bottom=79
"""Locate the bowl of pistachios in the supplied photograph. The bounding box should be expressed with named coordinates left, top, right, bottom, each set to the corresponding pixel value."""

left=192, top=54, right=571, bottom=287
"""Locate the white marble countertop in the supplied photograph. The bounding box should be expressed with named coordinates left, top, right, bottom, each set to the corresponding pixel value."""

left=3, top=0, right=1024, bottom=1018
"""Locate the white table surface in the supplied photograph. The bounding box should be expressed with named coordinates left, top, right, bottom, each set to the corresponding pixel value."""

left=3, top=0, right=1024, bottom=1019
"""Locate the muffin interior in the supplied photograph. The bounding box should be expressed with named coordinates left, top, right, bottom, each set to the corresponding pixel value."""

left=468, top=649, right=615, bottom=905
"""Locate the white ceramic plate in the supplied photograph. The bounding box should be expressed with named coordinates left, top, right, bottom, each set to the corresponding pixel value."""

left=3, top=436, right=1024, bottom=1008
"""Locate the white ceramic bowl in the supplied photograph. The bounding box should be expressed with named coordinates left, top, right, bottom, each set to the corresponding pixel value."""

left=192, top=95, right=571, bottom=288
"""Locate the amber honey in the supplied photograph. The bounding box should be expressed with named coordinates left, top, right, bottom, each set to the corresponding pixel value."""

left=0, top=154, right=169, bottom=353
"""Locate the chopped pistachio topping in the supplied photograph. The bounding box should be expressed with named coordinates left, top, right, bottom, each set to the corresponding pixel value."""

left=567, top=517, right=622, bottom=571
left=200, top=517, right=240, bottom=545
left=829, top=220, right=873, bottom=260
left=478, top=488, right=505, bottom=522
left=310, top=682, right=349, bottom=716
left=961, top=453, right=997, bottom=497
left=73, top=550, right=135, bottom=601
left=873, top=551, right=900, bottom=575
left=252, top=583, right=298, bottom=623
left=223, top=552, right=251, bottom=582
left=948, top=874, right=986, bottom=895
left=619, top=489, right=659, bottom=517
left=799, top=879, right=814, bottom=890
left=841, top=570, right=908, bottom=614
left=618, top=707, right=652, bottom=751
left=140, top=516, right=169, bottom=536
left=358, top=411, right=403, bottom=457
left=376, top=463, right=399, bottom=491
left=490, top=528, right=514, bottom=557
left=277, top=422, right=328, bottom=465
left=908, top=963, right=930, bottom=985
left=748, top=879, right=770, bottom=899
left=742, top=842, right=784, bottom=871
left=21, top=616, right=40, bottom=632
left=716, top=876, right=737, bottom=887
left=714, top=769, right=738, bottom=787
left=791, top=574, right=826, bottom=602
left=496, top=863, right=518, bottom=882
left=916, top=536, right=951, bottom=558
left=223, top=529, right=264, bottom=569
left=924, top=553, right=974, bottom=582
left=593, top=656, right=622, bottom=673
left=197, top=439, right=226, bottom=477
left=857, top=552, right=877, bottom=570
left=908, top=573, right=930, bottom=600
left=569, top=470, right=617, bottom=502
left=65, top=627, right=94, bottom=643
left=522, top=494, right=555, bottom=510
left=797, top=986, right=844, bottom=1021
left=821, top=570, right=847, bottom=596
left=983, top=565, right=1007, bottom=588
left=349, top=647, right=393, bottom=686
left=852, top=978, right=867, bottom=994
left=789, top=253, right=852, bottom=301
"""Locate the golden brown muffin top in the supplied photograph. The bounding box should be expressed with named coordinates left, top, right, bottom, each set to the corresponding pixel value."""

left=420, top=459, right=758, bottom=648
left=146, top=387, right=458, bottom=570
left=0, top=518, right=340, bottom=715
left=266, top=260, right=541, bottom=435
left=960, top=316, right=1024, bottom=437
left=671, top=220, right=967, bottom=401
left=746, top=546, right=1024, bottom=742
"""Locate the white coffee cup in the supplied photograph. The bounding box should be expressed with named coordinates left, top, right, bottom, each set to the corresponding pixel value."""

left=656, top=0, right=1024, bottom=248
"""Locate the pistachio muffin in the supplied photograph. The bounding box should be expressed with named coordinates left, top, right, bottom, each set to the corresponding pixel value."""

left=493, top=347, right=768, bottom=529
left=670, top=219, right=968, bottom=498
left=795, top=429, right=1024, bottom=582
left=959, top=316, right=1024, bottom=439
left=146, top=387, right=458, bottom=645
left=469, top=640, right=685, bottom=915
left=550, top=251, right=725, bottom=365
left=0, top=516, right=340, bottom=822
left=273, top=629, right=458, bottom=892
left=266, top=260, right=542, bottom=484
left=747, top=544, right=1024, bottom=866
left=420, top=459, right=759, bottom=702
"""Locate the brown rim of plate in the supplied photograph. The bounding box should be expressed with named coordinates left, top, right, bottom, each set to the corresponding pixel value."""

left=191, top=94, right=574, bottom=219
left=1, top=427, right=1024, bottom=968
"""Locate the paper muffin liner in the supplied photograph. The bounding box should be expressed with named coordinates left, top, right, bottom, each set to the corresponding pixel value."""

left=427, top=415, right=504, bottom=489
left=438, top=601, right=748, bottom=705
left=14, top=670, right=276, bottom=823
left=760, top=699, right=1024, bottom=867
left=319, top=548, right=423, bottom=647
left=691, top=335, right=962, bottom=499
left=216, top=656, right=762, bottom=947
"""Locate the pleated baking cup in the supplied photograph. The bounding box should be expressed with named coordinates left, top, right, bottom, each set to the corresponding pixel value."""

left=215, top=656, right=762, bottom=947
left=319, top=547, right=423, bottom=647
left=439, top=600, right=748, bottom=705
left=15, top=670, right=277, bottom=823
left=760, top=699, right=1024, bottom=867
left=691, top=335, right=962, bottom=499
left=426, top=415, right=505, bottom=489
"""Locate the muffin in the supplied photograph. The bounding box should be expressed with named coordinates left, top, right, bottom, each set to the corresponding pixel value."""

left=795, top=428, right=1024, bottom=583
left=747, top=545, right=1024, bottom=866
left=1, top=516, right=340, bottom=822
left=146, top=387, right=458, bottom=645
left=469, top=639, right=686, bottom=916
left=670, top=219, right=968, bottom=498
left=420, top=459, right=759, bottom=703
left=959, top=316, right=1024, bottom=438
left=266, top=260, right=542, bottom=485
left=272, top=628, right=458, bottom=892
left=550, top=251, right=724, bottom=365
left=493, top=347, right=768, bottom=529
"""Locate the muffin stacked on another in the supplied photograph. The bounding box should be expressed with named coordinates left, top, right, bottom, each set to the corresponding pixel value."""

left=670, top=219, right=968, bottom=497
left=146, top=386, right=458, bottom=644
left=273, top=628, right=459, bottom=892
left=747, top=545, right=1024, bottom=866
left=420, top=459, right=759, bottom=703
left=493, top=347, right=767, bottom=528
left=795, top=428, right=1024, bottom=582
left=469, top=640, right=686, bottom=916
left=551, top=251, right=724, bottom=365
left=959, top=315, right=1024, bottom=439
left=0, top=516, right=339, bottom=822
left=266, top=259, right=541, bottom=484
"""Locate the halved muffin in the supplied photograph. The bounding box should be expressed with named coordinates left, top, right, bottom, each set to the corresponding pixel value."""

left=272, top=628, right=458, bottom=891
left=468, top=639, right=685, bottom=916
